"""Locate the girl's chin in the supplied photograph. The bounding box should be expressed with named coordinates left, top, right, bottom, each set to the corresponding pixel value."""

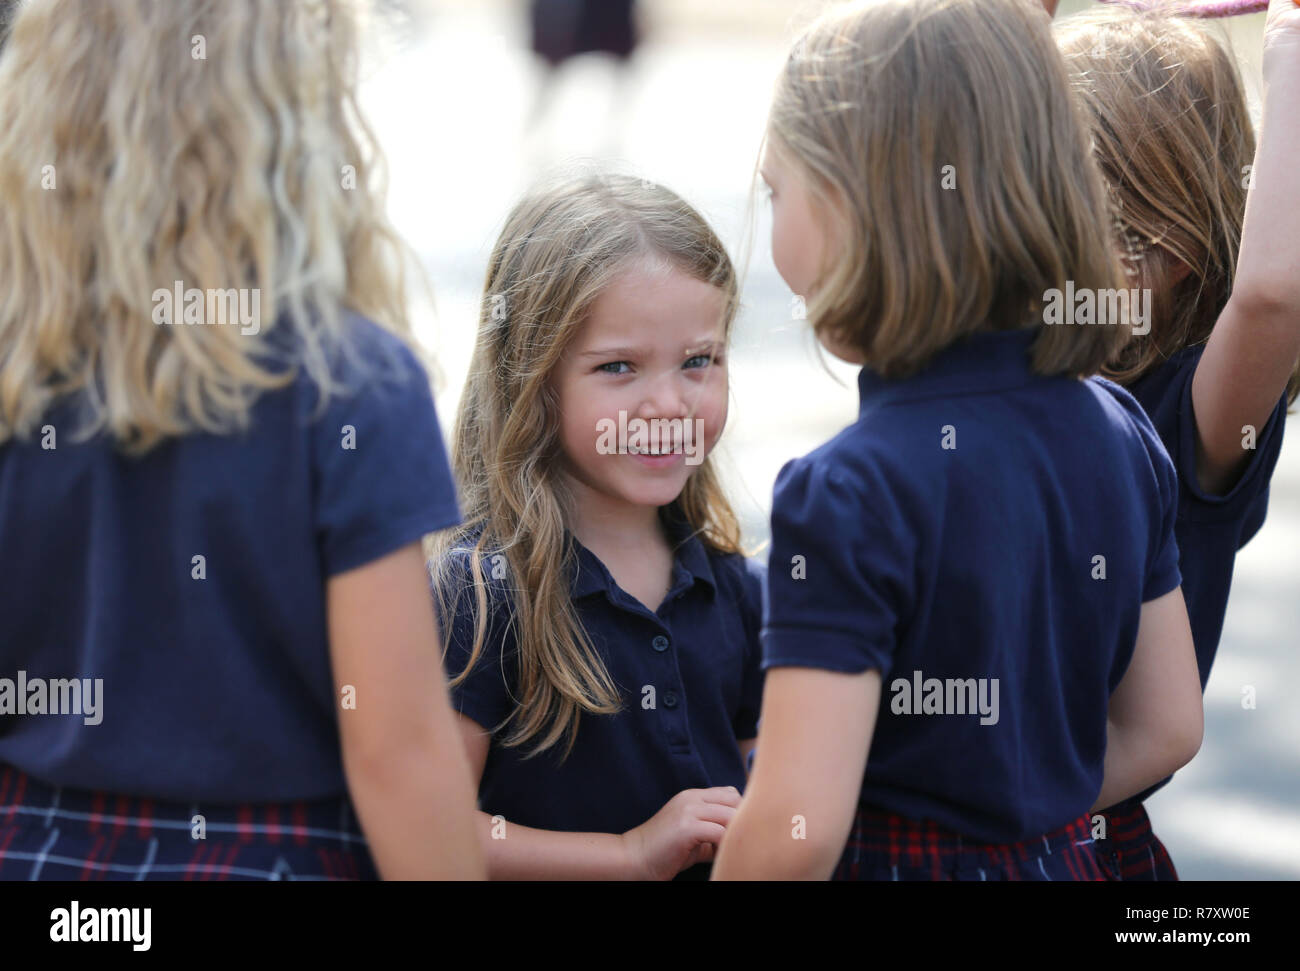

left=616, top=478, right=691, bottom=509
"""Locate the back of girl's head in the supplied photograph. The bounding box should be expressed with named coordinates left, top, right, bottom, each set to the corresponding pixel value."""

left=0, top=0, right=411, bottom=453
left=768, top=0, right=1126, bottom=378
left=1056, top=6, right=1270, bottom=390
left=431, top=171, right=742, bottom=757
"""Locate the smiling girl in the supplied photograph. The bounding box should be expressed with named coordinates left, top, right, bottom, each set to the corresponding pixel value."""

left=429, top=172, right=765, bottom=880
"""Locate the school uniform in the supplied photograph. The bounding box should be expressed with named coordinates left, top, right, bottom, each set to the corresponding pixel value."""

left=763, top=327, right=1181, bottom=881
left=1096, top=344, right=1289, bottom=881
left=440, top=506, right=765, bottom=879
left=0, top=315, right=459, bottom=880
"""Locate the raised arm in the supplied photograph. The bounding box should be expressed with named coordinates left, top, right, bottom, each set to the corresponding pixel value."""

left=1191, top=0, right=1300, bottom=494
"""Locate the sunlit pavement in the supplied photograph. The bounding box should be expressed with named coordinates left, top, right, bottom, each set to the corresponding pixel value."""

left=362, top=0, right=1298, bottom=879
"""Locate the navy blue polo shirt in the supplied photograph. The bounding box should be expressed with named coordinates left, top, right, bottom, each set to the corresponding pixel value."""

left=1109, top=344, right=1288, bottom=811
left=762, top=328, right=1182, bottom=844
left=439, top=512, right=765, bottom=837
left=0, top=315, right=460, bottom=802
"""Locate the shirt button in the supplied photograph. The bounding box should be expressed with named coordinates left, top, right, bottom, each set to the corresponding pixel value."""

left=651, top=635, right=670, bottom=652
left=663, top=692, right=679, bottom=708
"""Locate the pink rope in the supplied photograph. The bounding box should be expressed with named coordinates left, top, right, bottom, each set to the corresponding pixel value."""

left=1095, top=0, right=1270, bottom=16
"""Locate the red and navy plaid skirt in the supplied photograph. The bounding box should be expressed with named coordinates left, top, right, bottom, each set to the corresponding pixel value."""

left=0, top=765, right=378, bottom=881
left=833, top=806, right=1104, bottom=881
left=1093, top=803, right=1179, bottom=881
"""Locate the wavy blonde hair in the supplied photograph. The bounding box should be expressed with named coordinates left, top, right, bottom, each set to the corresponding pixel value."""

left=0, top=0, right=415, bottom=452
left=767, top=0, right=1128, bottom=379
left=1058, top=4, right=1299, bottom=404
left=429, top=172, right=743, bottom=760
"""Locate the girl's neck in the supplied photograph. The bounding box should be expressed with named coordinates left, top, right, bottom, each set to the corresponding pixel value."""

left=564, top=478, right=667, bottom=557
left=559, top=473, right=680, bottom=613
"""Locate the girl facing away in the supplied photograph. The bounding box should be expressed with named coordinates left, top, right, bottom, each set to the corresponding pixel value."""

left=1056, top=0, right=1300, bottom=880
left=430, top=172, right=765, bottom=880
left=713, top=0, right=1204, bottom=881
left=0, top=0, right=481, bottom=880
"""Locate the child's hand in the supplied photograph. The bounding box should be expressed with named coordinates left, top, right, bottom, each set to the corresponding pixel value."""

left=621, top=786, right=742, bottom=880
left=1264, top=0, right=1300, bottom=71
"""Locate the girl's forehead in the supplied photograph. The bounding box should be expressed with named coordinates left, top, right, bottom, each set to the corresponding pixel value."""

left=573, top=269, right=728, bottom=352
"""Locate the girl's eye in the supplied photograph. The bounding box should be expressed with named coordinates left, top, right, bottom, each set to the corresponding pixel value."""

left=684, top=354, right=714, bottom=370
left=597, top=361, right=631, bottom=375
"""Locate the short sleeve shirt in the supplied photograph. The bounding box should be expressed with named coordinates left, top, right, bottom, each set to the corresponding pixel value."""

left=0, top=315, right=460, bottom=802
left=762, top=328, right=1181, bottom=843
left=440, top=512, right=765, bottom=836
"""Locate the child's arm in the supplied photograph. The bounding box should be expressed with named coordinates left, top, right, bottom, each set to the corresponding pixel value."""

left=456, top=714, right=743, bottom=880
left=327, top=541, right=486, bottom=880
left=1093, top=587, right=1204, bottom=812
left=1191, top=0, right=1300, bottom=495
left=712, top=667, right=880, bottom=881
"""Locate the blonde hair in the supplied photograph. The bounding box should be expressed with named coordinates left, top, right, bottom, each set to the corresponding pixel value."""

left=767, top=0, right=1127, bottom=379
left=429, top=172, right=743, bottom=759
left=1058, top=5, right=1299, bottom=404
left=0, top=0, right=415, bottom=453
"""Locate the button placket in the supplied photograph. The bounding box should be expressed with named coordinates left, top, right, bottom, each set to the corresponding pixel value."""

left=648, top=629, right=691, bottom=750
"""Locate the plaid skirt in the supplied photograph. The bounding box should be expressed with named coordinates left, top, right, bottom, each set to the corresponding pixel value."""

left=833, top=807, right=1104, bottom=881
left=1093, top=803, right=1179, bottom=881
left=0, top=764, right=378, bottom=881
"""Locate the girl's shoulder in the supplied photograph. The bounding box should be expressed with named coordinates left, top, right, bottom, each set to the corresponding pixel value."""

left=430, top=527, right=519, bottom=616
left=1085, top=373, right=1170, bottom=455
left=273, top=311, right=427, bottom=409
left=429, top=529, right=524, bottom=665
left=705, top=547, right=766, bottom=605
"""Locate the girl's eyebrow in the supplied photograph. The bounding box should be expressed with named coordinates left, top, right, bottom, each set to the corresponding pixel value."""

left=685, top=339, right=724, bottom=355
left=578, top=339, right=724, bottom=360
left=577, top=346, right=643, bottom=359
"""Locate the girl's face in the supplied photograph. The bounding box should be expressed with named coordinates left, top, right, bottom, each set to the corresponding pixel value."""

left=553, top=261, right=730, bottom=515
left=760, top=141, right=828, bottom=303
left=760, top=140, right=864, bottom=365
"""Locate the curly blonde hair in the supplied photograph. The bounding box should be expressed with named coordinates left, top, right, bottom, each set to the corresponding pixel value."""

left=0, top=0, right=416, bottom=452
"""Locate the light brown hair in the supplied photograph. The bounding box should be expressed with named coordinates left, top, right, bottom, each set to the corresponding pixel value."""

left=767, top=0, right=1128, bottom=379
left=429, top=172, right=743, bottom=759
left=1058, top=4, right=1299, bottom=404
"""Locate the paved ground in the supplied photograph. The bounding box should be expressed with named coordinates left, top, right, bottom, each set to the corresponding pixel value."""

left=362, top=0, right=1298, bottom=879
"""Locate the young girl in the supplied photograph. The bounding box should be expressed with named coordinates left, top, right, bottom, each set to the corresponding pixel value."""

left=713, top=0, right=1204, bottom=881
left=430, top=172, right=764, bottom=880
left=1056, top=0, right=1300, bottom=880
left=0, top=0, right=482, bottom=880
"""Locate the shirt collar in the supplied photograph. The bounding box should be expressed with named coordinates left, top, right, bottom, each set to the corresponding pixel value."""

left=858, top=327, right=1045, bottom=415
left=569, top=506, right=718, bottom=603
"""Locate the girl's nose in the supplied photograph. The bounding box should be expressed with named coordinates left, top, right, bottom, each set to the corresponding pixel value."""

left=634, top=370, right=694, bottom=421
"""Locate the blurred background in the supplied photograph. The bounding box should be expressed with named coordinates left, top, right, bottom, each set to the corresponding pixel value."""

left=358, top=0, right=1298, bottom=879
